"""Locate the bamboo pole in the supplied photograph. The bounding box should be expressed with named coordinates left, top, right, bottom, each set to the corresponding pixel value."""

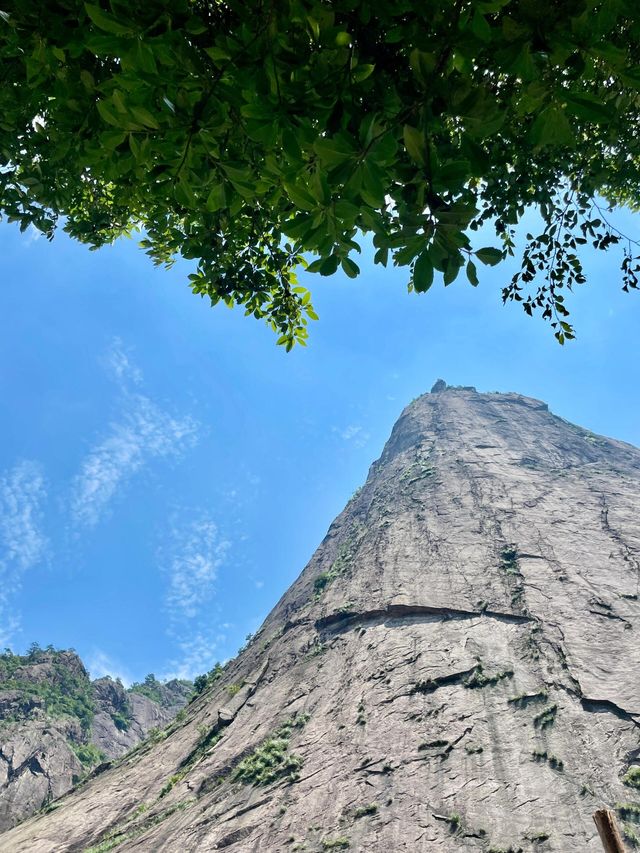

left=593, top=809, right=626, bottom=853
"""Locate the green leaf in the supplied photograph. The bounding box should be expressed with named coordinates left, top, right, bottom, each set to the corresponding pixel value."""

left=205, top=46, right=231, bottom=62
left=128, top=133, right=140, bottom=158
left=437, top=200, right=478, bottom=227
left=374, top=246, right=389, bottom=266
left=465, top=110, right=506, bottom=139
left=206, top=182, right=226, bottom=212
left=435, top=159, right=471, bottom=189
left=305, top=258, right=325, bottom=273
left=352, top=63, right=375, bottom=82
left=309, top=170, right=331, bottom=205
left=314, top=136, right=355, bottom=169
left=409, top=49, right=436, bottom=84
left=240, top=102, right=274, bottom=120
left=529, top=106, right=574, bottom=147
left=84, top=4, right=133, bottom=36
left=99, top=129, right=127, bottom=149
left=282, top=213, right=313, bottom=241
left=135, top=41, right=158, bottom=75
left=592, top=43, right=627, bottom=68
left=306, top=16, right=320, bottom=39
left=443, top=257, right=462, bottom=286
left=466, top=260, right=479, bottom=286
left=96, top=99, right=121, bottom=127
left=129, top=105, right=160, bottom=130
left=174, top=179, right=196, bottom=208
left=502, top=16, right=529, bottom=41
left=341, top=257, right=360, bottom=278
left=403, top=125, right=426, bottom=166
left=184, top=17, right=208, bottom=35
left=370, top=132, right=397, bottom=165
left=471, top=10, right=491, bottom=42
left=511, top=45, right=537, bottom=81
left=80, top=70, right=95, bottom=90
left=283, top=182, right=317, bottom=212
left=360, top=160, right=386, bottom=206
left=333, top=199, right=360, bottom=222
left=412, top=250, right=434, bottom=292
left=475, top=247, right=503, bottom=266
left=245, top=120, right=278, bottom=146
left=564, top=94, right=614, bottom=124
left=319, top=254, right=340, bottom=276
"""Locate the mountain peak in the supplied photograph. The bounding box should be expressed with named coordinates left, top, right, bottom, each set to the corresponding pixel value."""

left=2, top=394, right=639, bottom=852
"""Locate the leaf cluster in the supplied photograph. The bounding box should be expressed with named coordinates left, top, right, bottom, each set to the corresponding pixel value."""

left=1, top=0, right=640, bottom=343
left=72, top=741, right=106, bottom=768
left=192, top=662, right=223, bottom=695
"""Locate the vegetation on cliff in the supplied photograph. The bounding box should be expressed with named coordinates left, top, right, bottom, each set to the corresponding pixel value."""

left=0, top=644, right=95, bottom=731
left=0, top=644, right=195, bottom=830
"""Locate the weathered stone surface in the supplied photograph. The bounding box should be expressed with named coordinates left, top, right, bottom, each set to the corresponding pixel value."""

left=0, top=721, right=83, bottom=832
left=1, top=388, right=639, bottom=852
left=88, top=678, right=185, bottom=761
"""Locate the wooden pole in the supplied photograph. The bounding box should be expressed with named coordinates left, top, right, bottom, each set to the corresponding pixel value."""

left=593, top=809, right=626, bottom=853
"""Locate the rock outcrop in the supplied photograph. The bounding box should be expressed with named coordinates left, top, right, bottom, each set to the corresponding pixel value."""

left=1, top=387, right=639, bottom=852
left=89, top=676, right=192, bottom=761
left=0, top=650, right=192, bottom=832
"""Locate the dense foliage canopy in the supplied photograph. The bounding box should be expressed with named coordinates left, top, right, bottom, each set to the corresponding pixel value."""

left=1, top=0, right=639, bottom=345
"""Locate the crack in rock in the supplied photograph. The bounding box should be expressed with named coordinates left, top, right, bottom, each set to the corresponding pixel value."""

left=580, top=696, right=640, bottom=727
left=316, top=603, right=534, bottom=634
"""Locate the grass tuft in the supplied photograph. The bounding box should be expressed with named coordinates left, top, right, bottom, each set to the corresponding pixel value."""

left=233, top=715, right=309, bottom=786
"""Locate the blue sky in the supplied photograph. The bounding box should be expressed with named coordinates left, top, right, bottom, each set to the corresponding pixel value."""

left=0, top=211, right=638, bottom=684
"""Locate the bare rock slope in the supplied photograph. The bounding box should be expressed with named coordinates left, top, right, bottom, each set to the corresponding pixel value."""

left=2, top=386, right=639, bottom=852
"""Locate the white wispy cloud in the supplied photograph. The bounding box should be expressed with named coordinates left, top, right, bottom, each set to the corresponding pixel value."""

left=332, top=423, right=370, bottom=448
left=70, top=395, right=198, bottom=528
left=162, top=627, right=229, bottom=682
left=164, top=516, right=230, bottom=621
left=0, top=461, right=48, bottom=646
left=85, top=649, right=133, bottom=687
left=159, top=513, right=231, bottom=680
left=102, top=337, right=143, bottom=386
left=70, top=341, right=199, bottom=529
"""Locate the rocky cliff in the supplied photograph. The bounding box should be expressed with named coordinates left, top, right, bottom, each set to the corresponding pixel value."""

left=90, top=674, right=193, bottom=761
left=0, top=649, right=192, bottom=832
left=1, top=386, right=639, bottom=852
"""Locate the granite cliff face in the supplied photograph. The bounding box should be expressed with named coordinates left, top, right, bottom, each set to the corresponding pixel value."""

left=0, top=650, right=192, bottom=832
left=1, top=386, right=639, bottom=852
left=89, top=675, right=193, bottom=761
